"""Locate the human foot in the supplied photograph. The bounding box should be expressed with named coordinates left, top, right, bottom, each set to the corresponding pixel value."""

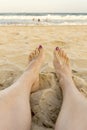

left=28, top=45, right=45, bottom=92
left=54, top=47, right=87, bottom=130
left=53, top=47, right=74, bottom=89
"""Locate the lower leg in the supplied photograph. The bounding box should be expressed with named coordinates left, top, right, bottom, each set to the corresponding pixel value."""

left=0, top=45, right=45, bottom=130
left=54, top=47, right=87, bottom=130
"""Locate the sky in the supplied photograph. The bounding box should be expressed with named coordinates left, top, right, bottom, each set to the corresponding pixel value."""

left=0, top=0, right=87, bottom=13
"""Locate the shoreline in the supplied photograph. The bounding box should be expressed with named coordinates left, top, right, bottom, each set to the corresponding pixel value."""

left=0, top=24, right=87, bottom=27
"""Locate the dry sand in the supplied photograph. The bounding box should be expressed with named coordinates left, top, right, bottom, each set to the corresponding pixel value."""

left=0, top=25, right=87, bottom=130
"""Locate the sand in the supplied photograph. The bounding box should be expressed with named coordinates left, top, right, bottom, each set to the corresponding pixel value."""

left=0, top=25, right=87, bottom=130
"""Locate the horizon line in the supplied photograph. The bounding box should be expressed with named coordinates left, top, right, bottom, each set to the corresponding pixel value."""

left=0, top=12, right=87, bottom=14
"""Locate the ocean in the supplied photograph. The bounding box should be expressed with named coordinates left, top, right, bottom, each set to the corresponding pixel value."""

left=0, top=13, right=87, bottom=25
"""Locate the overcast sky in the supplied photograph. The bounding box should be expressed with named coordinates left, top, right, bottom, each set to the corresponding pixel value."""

left=0, top=0, right=87, bottom=13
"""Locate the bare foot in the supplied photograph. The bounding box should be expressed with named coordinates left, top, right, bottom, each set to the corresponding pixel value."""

left=53, top=47, right=73, bottom=89
left=54, top=47, right=87, bottom=130
left=28, top=45, right=45, bottom=92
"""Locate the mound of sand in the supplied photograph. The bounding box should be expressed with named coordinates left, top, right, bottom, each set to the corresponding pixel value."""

left=0, top=64, right=87, bottom=130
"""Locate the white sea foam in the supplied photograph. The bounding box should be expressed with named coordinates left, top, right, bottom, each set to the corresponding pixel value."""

left=0, top=14, right=87, bottom=20
left=0, top=13, right=87, bottom=25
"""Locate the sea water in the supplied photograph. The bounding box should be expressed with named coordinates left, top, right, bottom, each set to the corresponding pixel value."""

left=0, top=13, right=87, bottom=25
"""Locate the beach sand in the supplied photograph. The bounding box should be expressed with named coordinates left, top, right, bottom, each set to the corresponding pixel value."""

left=0, top=25, right=87, bottom=130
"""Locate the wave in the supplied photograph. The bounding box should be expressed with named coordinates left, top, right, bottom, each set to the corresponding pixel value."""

left=0, top=13, right=87, bottom=25
left=0, top=14, right=87, bottom=20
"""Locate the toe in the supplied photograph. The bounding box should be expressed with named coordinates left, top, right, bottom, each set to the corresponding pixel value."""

left=34, top=48, right=40, bottom=57
left=58, top=48, right=63, bottom=57
left=38, top=45, right=44, bottom=57
left=29, top=54, right=33, bottom=61
left=66, top=56, right=70, bottom=65
left=29, top=51, right=35, bottom=62
left=29, top=45, right=44, bottom=62
left=29, top=48, right=39, bottom=62
left=54, top=48, right=58, bottom=60
left=61, top=50, right=69, bottom=65
left=54, top=47, right=61, bottom=65
left=54, top=47, right=60, bottom=56
left=59, top=49, right=70, bottom=65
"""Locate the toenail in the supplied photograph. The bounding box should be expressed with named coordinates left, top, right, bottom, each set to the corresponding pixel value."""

left=39, top=45, right=42, bottom=49
left=56, top=47, right=59, bottom=51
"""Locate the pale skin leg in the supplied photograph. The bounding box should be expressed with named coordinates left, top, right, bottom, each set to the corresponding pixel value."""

left=0, top=45, right=45, bottom=130
left=54, top=47, right=87, bottom=130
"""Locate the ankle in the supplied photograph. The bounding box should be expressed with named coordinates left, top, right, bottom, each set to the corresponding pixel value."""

left=60, top=74, right=73, bottom=83
left=59, top=76, right=75, bottom=90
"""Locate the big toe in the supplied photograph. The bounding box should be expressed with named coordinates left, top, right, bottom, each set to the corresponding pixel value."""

left=38, top=45, right=45, bottom=60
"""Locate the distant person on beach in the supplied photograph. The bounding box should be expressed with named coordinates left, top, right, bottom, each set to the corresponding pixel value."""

left=0, top=45, right=87, bottom=130
left=38, top=18, right=40, bottom=22
left=32, top=18, right=35, bottom=21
